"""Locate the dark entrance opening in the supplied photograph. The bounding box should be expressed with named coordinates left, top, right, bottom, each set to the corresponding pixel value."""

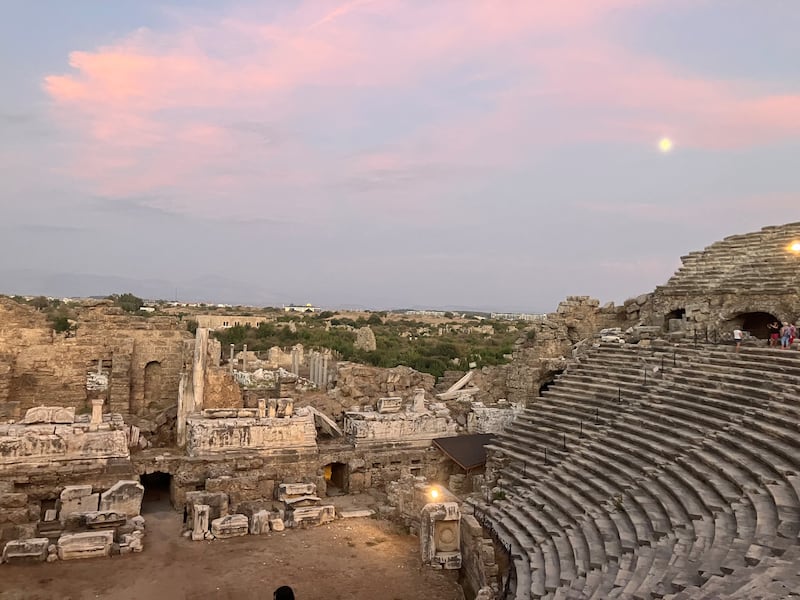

left=140, top=471, right=172, bottom=512
left=737, top=312, right=779, bottom=340
left=664, top=308, right=686, bottom=331
left=538, top=370, right=564, bottom=397
left=324, top=462, right=348, bottom=496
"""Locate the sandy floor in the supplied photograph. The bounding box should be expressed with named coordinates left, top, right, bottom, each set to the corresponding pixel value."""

left=0, top=500, right=465, bottom=600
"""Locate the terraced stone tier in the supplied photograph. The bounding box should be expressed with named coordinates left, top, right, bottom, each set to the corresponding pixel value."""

left=480, top=342, right=800, bottom=599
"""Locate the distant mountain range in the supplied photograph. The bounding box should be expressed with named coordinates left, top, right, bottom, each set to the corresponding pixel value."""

left=0, top=268, right=550, bottom=314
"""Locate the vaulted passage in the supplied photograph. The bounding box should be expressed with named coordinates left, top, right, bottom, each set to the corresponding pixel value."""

left=734, top=312, right=780, bottom=340
left=324, top=462, right=348, bottom=496
left=140, top=471, right=172, bottom=512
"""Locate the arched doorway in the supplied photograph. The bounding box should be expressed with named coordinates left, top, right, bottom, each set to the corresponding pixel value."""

left=538, top=370, right=564, bottom=397
left=734, top=312, right=779, bottom=340
left=324, top=462, right=348, bottom=496
left=140, top=471, right=173, bottom=512
left=143, top=361, right=162, bottom=412
left=664, top=308, right=686, bottom=332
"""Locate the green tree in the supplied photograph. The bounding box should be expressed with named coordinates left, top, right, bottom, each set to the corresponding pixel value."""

left=111, top=293, right=144, bottom=313
left=31, top=296, right=50, bottom=310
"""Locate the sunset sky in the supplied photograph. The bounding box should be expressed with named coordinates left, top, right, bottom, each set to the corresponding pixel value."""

left=1, top=1, right=798, bottom=310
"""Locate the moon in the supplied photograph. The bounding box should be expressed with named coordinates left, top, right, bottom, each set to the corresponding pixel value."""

left=658, top=137, right=674, bottom=153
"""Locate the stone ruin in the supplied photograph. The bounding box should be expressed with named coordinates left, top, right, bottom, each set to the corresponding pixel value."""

left=183, top=481, right=334, bottom=542
left=1, top=480, right=145, bottom=564
left=2, top=224, right=797, bottom=594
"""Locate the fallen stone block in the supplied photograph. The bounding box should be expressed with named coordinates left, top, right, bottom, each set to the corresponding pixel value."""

left=57, top=531, right=114, bottom=560
left=278, top=482, right=316, bottom=501
left=1, top=538, right=49, bottom=564
left=290, top=505, right=336, bottom=528
left=22, top=406, right=75, bottom=424
left=191, top=504, right=210, bottom=541
left=59, top=486, right=99, bottom=518
left=99, top=481, right=144, bottom=517
left=83, top=511, right=127, bottom=530
left=185, top=491, right=228, bottom=529
left=269, top=518, right=285, bottom=532
left=60, top=485, right=93, bottom=501
left=211, top=514, right=249, bottom=539
left=249, top=510, right=271, bottom=535
left=337, top=509, right=375, bottom=519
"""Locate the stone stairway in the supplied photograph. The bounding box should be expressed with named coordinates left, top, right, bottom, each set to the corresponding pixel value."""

left=655, top=222, right=800, bottom=296
left=481, top=342, right=800, bottom=599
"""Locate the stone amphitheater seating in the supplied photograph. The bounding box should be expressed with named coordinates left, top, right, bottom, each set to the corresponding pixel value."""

left=477, top=342, right=800, bottom=599
left=656, top=222, right=800, bottom=295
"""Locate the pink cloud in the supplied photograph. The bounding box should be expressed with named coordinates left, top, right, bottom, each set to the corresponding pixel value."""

left=42, top=0, right=800, bottom=218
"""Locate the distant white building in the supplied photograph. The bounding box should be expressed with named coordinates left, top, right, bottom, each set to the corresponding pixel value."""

left=490, top=312, right=546, bottom=322
left=283, top=303, right=318, bottom=313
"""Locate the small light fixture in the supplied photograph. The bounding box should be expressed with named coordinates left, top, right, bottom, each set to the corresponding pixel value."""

left=790, top=241, right=800, bottom=254
left=430, top=488, right=439, bottom=500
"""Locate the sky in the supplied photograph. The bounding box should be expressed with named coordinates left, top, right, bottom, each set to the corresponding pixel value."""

left=1, top=1, right=799, bottom=311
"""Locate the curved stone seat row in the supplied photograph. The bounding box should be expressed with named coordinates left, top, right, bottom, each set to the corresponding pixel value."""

left=480, top=342, right=800, bottom=599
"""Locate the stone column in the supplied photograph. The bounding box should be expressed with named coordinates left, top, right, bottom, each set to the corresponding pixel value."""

left=229, top=344, right=235, bottom=373
left=257, top=398, right=266, bottom=419
left=291, top=348, right=299, bottom=375
left=192, top=504, right=210, bottom=541
left=321, top=354, right=329, bottom=389
left=179, top=328, right=209, bottom=447
left=242, top=344, right=248, bottom=372
left=97, top=359, right=103, bottom=375
left=268, top=399, right=277, bottom=419
left=90, top=399, right=104, bottom=426
left=284, top=399, right=293, bottom=417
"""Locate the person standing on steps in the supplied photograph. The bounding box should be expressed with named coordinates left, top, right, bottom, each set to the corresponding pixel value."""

left=733, top=327, right=743, bottom=353
left=768, top=320, right=780, bottom=347
left=780, top=322, right=791, bottom=349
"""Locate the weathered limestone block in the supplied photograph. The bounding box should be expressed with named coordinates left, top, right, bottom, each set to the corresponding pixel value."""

left=59, top=486, right=99, bottom=518
left=421, top=501, right=462, bottom=570
left=269, top=518, right=285, bottom=532
left=57, top=530, right=114, bottom=560
left=185, top=412, right=317, bottom=456
left=98, top=480, right=144, bottom=517
left=192, top=504, right=210, bottom=541
left=249, top=510, right=271, bottom=535
left=290, top=505, right=335, bottom=528
left=22, top=406, right=75, bottom=424
left=0, top=493, right=28, bottom=508
left=377, top=397, right=402, bottom=413
left=211, top=514, right=249, bottom=538
left=278, top=482, right=316, bottom=500
left=1, top=538, right=49, bottom=564
left=185, top=491, right=228, bottom=529
left=83, top=511, right=127, bottom=529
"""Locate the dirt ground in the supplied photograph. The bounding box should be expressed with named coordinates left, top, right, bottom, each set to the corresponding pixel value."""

left=0, top=500, right=465, bottom=600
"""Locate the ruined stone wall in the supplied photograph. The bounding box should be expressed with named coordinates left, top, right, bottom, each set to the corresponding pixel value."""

left=640, top=292, right=800, bottom=336
left=0, top=300, right=192, bottom=418
left=133, top=442, right=448, bottom=510
left=203, top=367, right=244, bottom=409
left=478, top=296, right=627, bottom=405
left=332, top=364, right=435, bottom=407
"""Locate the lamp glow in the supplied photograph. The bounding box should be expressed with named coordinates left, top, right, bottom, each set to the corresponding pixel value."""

left=430, top=488, right=439, bottom=499
left=790, top=241, right=800, bottom=253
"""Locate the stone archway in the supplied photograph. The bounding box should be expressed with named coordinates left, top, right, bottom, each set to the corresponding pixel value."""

left=730, top=311, right=780, bottom=340
left=143, top=361, right=162, bottom=412
left=664, top=308, right=686, bottom=332
left=538, top=370, right=564, bottom=397
left=324, top=462, right=349, bottom=496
